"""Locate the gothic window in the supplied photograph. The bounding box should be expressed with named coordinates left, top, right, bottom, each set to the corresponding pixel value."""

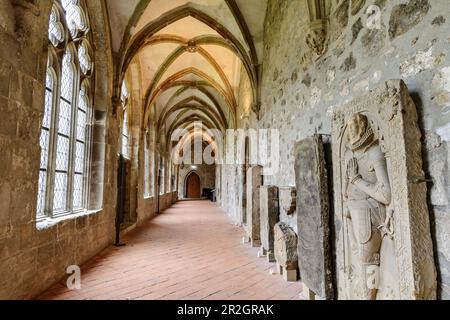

left=37, top=0, right=94, bottom=218
left=167, top=161, right=172, bottom=193
left=171, top=164, right=176, bottom=192
left=121, top=82, right=130, bottom=159
left=149, top=128, right=155, bottom=197
left=144, top=129, right=151, bottom=198
left=158, top=155, right=165, bottom=196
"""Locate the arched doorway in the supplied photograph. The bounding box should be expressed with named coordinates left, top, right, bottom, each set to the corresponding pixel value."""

left=186, top=172, right=201, bottom=199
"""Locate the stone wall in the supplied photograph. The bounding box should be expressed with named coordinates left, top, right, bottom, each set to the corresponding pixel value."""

left=0, top=1, right=179, bottom=300
left=178, top=165, right=216, bottom=199
left=0, top=1, right=118, bottom=299
left=218, top=0, right=450, bottom=299
left=256, top=0, right=450, bottom=299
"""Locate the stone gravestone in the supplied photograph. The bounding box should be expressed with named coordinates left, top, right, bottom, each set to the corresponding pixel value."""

left=245, top=165, right=263, bottom=247
left=272, top=222, right=298, bottom=282
left=279, top=187, right=297, bottom=233
left=332, top=80, right=437, bottom=300
left=259, top=186, right=280, bottom=261
left=295, top=134, right=334, bottom=300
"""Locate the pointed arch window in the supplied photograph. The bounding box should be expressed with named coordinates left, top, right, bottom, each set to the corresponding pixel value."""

left=144, top=129, right=151, bottom=198
left=37, top=0, right=94, bottom=218
left=121, top=81, right=130, bottom=159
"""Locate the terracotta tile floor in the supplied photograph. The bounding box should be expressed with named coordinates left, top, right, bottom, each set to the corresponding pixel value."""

left=38, top=201, right=302, bottom=300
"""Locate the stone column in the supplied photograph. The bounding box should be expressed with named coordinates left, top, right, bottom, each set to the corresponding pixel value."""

left=259, top=186, right=279, bottom=262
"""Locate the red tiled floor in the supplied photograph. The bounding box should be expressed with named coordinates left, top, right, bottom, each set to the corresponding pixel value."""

left=37, top=200, right=302, bottom=300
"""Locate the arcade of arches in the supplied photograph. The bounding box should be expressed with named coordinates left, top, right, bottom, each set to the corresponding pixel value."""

left=0, top=0, right=450, bottom=300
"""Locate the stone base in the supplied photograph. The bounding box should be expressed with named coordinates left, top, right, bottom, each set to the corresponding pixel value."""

left=242, top=236, right=250, bottom=244
left=269, top=263, right=297, bottom=282
left=282, top=268, right=298, bottom=282
left=269, top=263, right=282, bottom=275
left=300, top=284, right=317, bottom=300
left=267, top=251, right=275, bottom=263
left=257, top=246, right=267, bottom=258
left=251, top=239, right=261, bottom=248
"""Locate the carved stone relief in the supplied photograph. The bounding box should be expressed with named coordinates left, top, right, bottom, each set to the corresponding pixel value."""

left=305, top=0, right=330, bottom=57
left=259, top=186, right=280, bottom=261
left=332, top=80, right=437, bottom=300
left=279, top=187, right=297, bottom=233
left=306, top=20, right=328, bottom=56
left=295, top=135, right=334, bottom=300
left=273, top=222, right=298, bottom=282
left=245, top=165, right=263, bottom=247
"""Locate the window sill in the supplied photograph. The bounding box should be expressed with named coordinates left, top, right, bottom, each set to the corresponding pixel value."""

left=36, top=209, right=103, bottom=231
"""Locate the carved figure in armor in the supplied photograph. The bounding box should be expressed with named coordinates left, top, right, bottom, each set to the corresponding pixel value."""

left=343, top=114, right=392, bottom=300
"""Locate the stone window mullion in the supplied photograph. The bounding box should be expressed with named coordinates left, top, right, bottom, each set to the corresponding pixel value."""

left=46, top=78, right=60, bottom=219
left=37, top=0, right=95, bottom=219
left=82, top=92, right=94, bottom=210
left=66, top=58, right=81, bottom=214
left=43, top=62, right=60, bottom=219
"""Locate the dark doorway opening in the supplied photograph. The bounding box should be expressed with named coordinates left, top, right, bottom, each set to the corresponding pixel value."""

left=186, top=172, right=201, bottom=199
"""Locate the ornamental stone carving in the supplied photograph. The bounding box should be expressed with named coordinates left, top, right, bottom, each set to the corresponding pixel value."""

left=273, top=222, right=298, bottom=282
left=306, top=20, right=328, bottom=56
left=279, top=187, right=297, bottom=234
left=331, top=80, right=437, bottom=300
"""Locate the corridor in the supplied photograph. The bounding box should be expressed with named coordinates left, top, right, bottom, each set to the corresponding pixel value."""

left=38, top=201, right=302, bottom=300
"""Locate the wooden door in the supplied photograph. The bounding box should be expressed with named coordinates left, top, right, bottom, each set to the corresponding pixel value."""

left=186, top=173, right=201, bottom=198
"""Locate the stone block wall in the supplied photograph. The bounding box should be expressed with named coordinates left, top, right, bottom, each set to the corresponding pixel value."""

left=0, top=1, right=180, bottom=300
left=0, top=1, right=118, bottom=299
left=178, top=165, right=216, bottom=199
left=218, top=0, right=450, bottom=299
left=257, top=0, right=450, bottom=299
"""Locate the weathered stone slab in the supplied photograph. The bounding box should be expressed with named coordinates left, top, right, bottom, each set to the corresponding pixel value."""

left=274, top=222, right=298, bottom=271
left=245, top=165, right=263, bottom=247
left=279, top=187, right=297, bottom=233
left=331, top=80, right=437, bottom=300
left=295, top=134, right=334, bottom=300
left=259, top=186, right=279, bottom=261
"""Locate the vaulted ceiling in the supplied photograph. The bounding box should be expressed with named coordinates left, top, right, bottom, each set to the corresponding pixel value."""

left=106, top=0, right=268, bottom=153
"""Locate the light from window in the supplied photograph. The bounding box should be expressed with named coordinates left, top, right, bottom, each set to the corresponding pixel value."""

left=144, top=130, right=151, bottom=198
left=37, top=0, right=93, bottom=218
left=121, top=81, right=130, bottom=158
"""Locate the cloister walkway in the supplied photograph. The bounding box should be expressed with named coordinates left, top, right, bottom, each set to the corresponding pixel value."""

left=38, top=201, right=302, bottom=300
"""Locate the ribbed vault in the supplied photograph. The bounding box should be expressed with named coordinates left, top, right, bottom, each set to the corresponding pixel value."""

left=107, top=0, right=267, bottom=155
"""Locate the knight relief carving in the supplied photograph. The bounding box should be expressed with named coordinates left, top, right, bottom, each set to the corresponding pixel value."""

left=332, top=80, right=437, bottom=300
left=343, top=113, right=393, bottom=300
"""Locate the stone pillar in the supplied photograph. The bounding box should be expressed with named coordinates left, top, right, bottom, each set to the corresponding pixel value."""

left=245, top=165, right=263, bottom=247
left=259, top=186, right=279, bottom=262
